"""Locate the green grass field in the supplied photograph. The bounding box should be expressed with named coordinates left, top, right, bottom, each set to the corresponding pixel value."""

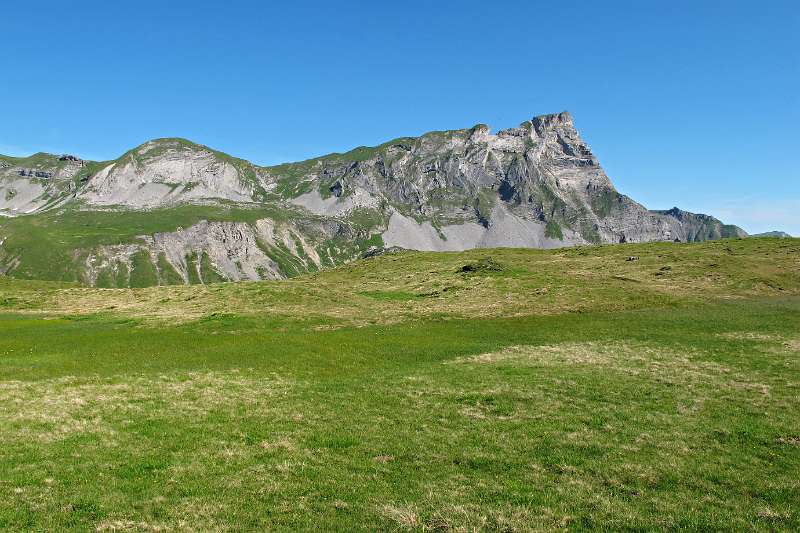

left=0, top=238, right=798, bottom=530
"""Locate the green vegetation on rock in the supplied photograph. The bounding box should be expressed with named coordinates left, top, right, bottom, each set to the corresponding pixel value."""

left=545, top=219, right=563, bottom=240
left=129, top=250, right=158, bottom=288
left=589, top=186, right=620, bottom=219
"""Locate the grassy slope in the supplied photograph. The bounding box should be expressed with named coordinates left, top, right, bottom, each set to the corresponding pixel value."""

left=0, top=238, right=798, bottom=530
left=9, top=237, right=796, bottom=325
left=0, top=153, right=75, bottom=171
left=0, top=204, right=312, bottom=282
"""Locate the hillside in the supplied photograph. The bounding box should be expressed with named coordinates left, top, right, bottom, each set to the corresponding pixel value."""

left=751, top=231, right=792, bottom=238
left=0, top=112, right=747, bottom=286
left=0, top=238, right=798, bottom=530
left=3, top=237, right=797, bottom=323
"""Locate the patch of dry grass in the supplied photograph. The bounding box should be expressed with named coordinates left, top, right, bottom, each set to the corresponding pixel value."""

left=0, top=371, right=290, bottom=444
left=450, top=341, right=769, bottom=392
left=717, top=331, right=781, bottom=342
left=4, top=238, right=798, bottom=329
left=95, top=519, right=169, bottom=532
left=380, top=504, right=420, bottom=529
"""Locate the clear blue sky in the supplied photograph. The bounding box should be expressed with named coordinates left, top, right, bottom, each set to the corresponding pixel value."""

left=1, top=1, right=797, bottom=234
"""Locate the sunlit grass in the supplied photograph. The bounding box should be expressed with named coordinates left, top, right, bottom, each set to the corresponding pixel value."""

left=0, top=238, right=798, bottom=530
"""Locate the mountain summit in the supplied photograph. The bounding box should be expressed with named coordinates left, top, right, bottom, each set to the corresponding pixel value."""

left=0, top=112, right=746, bottom=286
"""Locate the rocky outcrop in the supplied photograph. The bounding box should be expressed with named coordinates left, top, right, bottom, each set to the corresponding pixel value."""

left=0, top=153, right=85, bottom=215
left=750, top=231, right=792, bottom=238
left=73, top=216, right=365, bottom=287
left=653, top=207, right=747, bottom=241
left=78, top=139, right=274, bottom=208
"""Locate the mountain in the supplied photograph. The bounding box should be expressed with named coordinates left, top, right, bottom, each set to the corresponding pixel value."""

left=650, top=207, right=747, bottom=242
left=0, top=112, right=747, bottom=287
left=750, top=231, right=792, bottom=238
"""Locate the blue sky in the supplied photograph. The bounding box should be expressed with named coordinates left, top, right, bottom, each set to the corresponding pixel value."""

left=1, top=1, right=797, bottom=234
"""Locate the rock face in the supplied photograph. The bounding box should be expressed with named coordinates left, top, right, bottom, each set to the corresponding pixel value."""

left=78, top=139, right=274, bottom=208
left=651, top=208, right=747, bottom=241
left=0, top=153, right=86, bottom=215
left=81, top=218, right=337, bottom=287
left=750, top=231, right=792, bottom=238
left=0, top=112, right=748, bottom=286
left=282, top=111, right=744, bottom=248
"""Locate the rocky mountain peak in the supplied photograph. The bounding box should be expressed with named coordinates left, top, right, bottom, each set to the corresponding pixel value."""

left=0, top=111, right=751, bottom=287
left=75, top=137, right=268, bottom=208
left=130, top=138, right=210, bottom=159
left=532, top=111, right=574, bottom=135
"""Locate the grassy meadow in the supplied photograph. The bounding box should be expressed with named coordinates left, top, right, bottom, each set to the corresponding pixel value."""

left=0, top=238, right=798, bottom=530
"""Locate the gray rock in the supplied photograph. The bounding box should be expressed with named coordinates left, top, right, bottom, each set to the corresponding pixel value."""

left=750, top=231, right=792, bottom=238
left=280, top=111, right=746, bottom=250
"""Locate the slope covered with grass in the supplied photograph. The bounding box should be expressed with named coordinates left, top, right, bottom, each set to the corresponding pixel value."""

left=0, top=238, right=798, bottom=530
left=0, top=203, right=382, bottom=285
left=5, top=237, right=797, bottom=324
left=0, top=205, right=294, bottom=281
